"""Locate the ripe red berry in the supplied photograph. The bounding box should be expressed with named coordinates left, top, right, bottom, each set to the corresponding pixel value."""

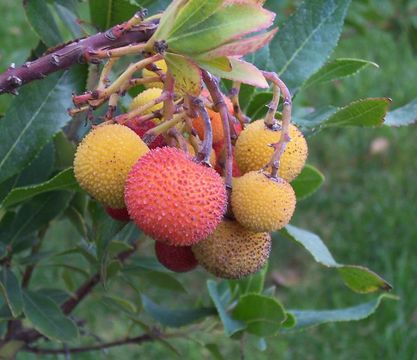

left=105, top=207, right=131, bottom=222
left=155, top=242, right=198, bottom=272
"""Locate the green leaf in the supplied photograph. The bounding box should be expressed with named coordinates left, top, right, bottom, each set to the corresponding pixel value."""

left=246, top=92, right=272, bottom=120
left=268, top=0, right=351, bottom=93
left=232, top=294, right=286, bottom=337
left=323, top=98, right=390, bottom=127
left=2, top=168, right=80, bottom=208
left=0, top=67, right=86, bottom=184
left=102, top=294, right=137, bottom=313
left=303, top=58, right=378, bottom=89
left=0, top=303, right=14, bottom=321
left=207, top=280, right=246, bottom=336
left=132, top=271, right=187, bottom=293
left=384, top=98, right=417, bottom=127
left=89, top=0, right=140, bottom=30
left=24, top=0, right=63, bottom=47
left=22, top=290, right=78, bottom=342
left=142, top=295, right=216, bottom=328
left=229, top=263, right=268, bottom=296
left=199, top=58, right=268, bottom=89
left=150, top=0, right=188, bottom=42
left=0, top=192, right=73, bottom=247
left=0, top=269, right=23, bottom=317
left=281, top=225, right=392, bottom=293
left=205, top=343, right=225, bottom=360
left=167, top=2, right=275, bottom=56
left=287, top=294, right=398, bottom=331
left=54, top=0, right=83, bottom=38
left=291, top=164, right=325, bottom=200
left=53, top=132, right=76, bottom=170
left=164, top=52, right=202, bottom=96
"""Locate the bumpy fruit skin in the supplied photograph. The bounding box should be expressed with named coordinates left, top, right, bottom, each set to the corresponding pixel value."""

left=125, top=147, right=227, bottom=246
left=105, top=207, right=131, bottom=222
left=193, top=109, right=224, bottom=144
left=235, top=120, right=308, bottom=182
left=125, top=118, right=166, bottom=149
left=129, top=88, right=163, bottom=115
left=231, top=171, right=296, bottom=232
left=142, top=59, right=167, bottom=89
left=74, top=124, right=149, bottom=208
left=155, top=242, right=198, bottom=272
left=192, top=220, right=271, bottom=279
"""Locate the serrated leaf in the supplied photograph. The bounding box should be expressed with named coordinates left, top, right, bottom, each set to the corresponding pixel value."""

left=0, top=192, right=73, bottom=247
left=24, top=0, right=63, bottom=47
left=207, top=280, right=246, bottom=336
left=199, top=58, right=268, bottom=88
left=2, top=168, right=80, bottom=208
left=142, top=295, right=216, bottom=328
left=0, top=67, right=86, bottom=184
left=384, top=98, right=417, bottom=127
left=0, top=269, right=23, bottom=317
left=291, top=164, right=324, bottom=200
left=164, top=53, right=201, bottom=96
left=287, top=294, right=397, bottom=331
left=232, top=294, right=286, bottom=337
left=324, top=98, right=390, bottom=127
left=268, top=0, right=351, bottom=93
left=303, top=58, right=378, bottom=89
left=281, top=225, right=392, bottom=294
left=22, top=290, right=78, bottom=342
left=167, top=3, right=275, bottom=56
left=89, top=0, right=140, bottom=30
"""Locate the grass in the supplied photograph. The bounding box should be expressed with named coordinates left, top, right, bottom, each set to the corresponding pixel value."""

left=1, top=1, right=417, bottom=359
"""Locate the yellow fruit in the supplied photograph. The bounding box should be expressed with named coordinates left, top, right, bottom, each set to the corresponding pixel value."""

left=142, top=59, right=167, bottom=89
left=129, top=88, right=163, bottom=115
left=231, top=171, right=296, bottom=232
left=74, top=124, right=149, bottom=208
left=235, top=119, right=308, bottom=182
left=192, top=220, right=271, bottom=279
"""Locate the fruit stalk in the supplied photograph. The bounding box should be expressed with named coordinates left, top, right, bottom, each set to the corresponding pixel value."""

left=0, top=20, right=158, bottom=95
left=202, top=71, right=233, bottom=191
left=261, top=71, right=293, bottom=179
left=230, top=82, right=250, bottom=125
left=193, top=97, right=213, bottom=164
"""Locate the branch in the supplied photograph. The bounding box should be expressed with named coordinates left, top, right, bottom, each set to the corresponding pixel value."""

left=0, top=20, right=158, bottom=95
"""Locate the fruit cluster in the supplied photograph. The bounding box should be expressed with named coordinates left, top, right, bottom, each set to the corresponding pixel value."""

left=73, top=60, right=308, bottom=279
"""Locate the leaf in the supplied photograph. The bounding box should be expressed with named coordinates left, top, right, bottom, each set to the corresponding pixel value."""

left=199, top=58, right=268, bottom=88
left=207, top=280, right=246, bottom=336
left=281, top=225, right=392, bottom=293
left=268, top=0, right=351, bottom=93
left=167, top=2, right=275, bottom=56
left=323, top=98, right=390, bottom=127
left=292, top=106, right=337, bottom=136
left=205, top=343, right=226, bottom=360
left=2, top=168, right=80, bottom=208
left=89, top=0, right=140, bottom=30
left=0, top=66, right=86, bottom=184
left=22, top=290, right=78, bottom=342
left=232, top=294, right=286, bottom=337
left=246, top=92, right=272, bottom=119
left=287, top=294, right=398, bottom=331
left=303, top=58, right=378, bottom=89
left=229, top=263, right=268, bottom=295
left=24, top=0, right=63, bottom=47
left=130, top=271, right=187, bottom=293
left=0, top=192, right=73, bottom=247
left=384, top=98, right=417, bottom=127
left=53, top=132, right=76, bottom=170
left=54, top=0, right=83, bottom=38
left=291, top=165, right=325, bottom=200
left=151, top=0, right=188, bottom=41
left=141, top=295, right=216, bottom=328
left=0, top=269, right=23, bottom=317
left=102, top=294, right=137, bottom=313
left=164, top=53, right=201, bottom=96
left=197, top=29, right=278, bottom=60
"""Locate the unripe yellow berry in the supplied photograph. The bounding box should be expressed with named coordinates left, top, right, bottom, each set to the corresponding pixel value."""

left=142, top=59, right=167, bottom=89
left=231, top=171, right=296, bottom=232
left=192, top=220, right=271, bottom=279
left=74, top=124, right=149, bottom=208
left=129, top=88, right=163, bottom=115
left=235, top=120, right=308, bottom=182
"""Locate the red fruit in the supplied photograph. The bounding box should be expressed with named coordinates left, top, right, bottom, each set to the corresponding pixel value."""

left=155, top=242, right=198, bottom=272
left=105, top=207, right=131, bottom=222
left=125, top=118, right=166, bottom=149
left=125, top=147, right=227, bottom=246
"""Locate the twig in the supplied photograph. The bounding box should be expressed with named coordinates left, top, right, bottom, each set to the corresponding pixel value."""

left=230, top=82, right=250, bottom=125
left=193, top=97, right=213, bottom=165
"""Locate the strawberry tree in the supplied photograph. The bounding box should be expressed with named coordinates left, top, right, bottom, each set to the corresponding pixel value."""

left=0, top=0, right=414, bottom=358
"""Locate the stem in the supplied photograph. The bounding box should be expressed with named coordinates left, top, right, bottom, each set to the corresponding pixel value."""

left=203, top=71, right=232, bottom=193
left=124, top=92, right=169, bottom=121
left=0, top=21, right=158, bottom=95
left=264, top=83, right=280, bottom=128
left=162, top=72, right=175, bottom=122
left=230, top=82, right=250, bottom=125
left=261, top=71, right=292, bottom=179
left=168, top=127, right=188, bottom=153
left=86, top=43, right=147, bottom=61
left=97, top=58, right=118, bottom=91
left=142, top=113, right=183, bottom=145
left=193, top=97, right=213, bottom=165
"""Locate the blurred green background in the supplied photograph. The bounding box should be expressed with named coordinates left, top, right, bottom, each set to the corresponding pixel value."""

left=1, top=0, right=417, bottom=359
